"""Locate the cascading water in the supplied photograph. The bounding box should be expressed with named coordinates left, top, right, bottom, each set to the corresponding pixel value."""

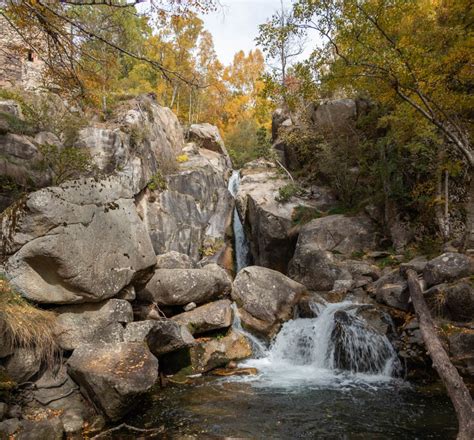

left=228, top=171, right=251, bottom=272
left=235, top=300, right=401, bottom=387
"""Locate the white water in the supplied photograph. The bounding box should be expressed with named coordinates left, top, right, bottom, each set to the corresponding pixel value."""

left=233, top=300, right=400, bottom=388
left=228, top=171, right=251, bottom=272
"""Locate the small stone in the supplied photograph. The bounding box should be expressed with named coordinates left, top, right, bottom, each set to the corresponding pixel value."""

left=184, top=302, right=197, bottom=312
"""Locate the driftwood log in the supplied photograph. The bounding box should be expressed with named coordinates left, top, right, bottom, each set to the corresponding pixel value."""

left=406, top=269, right=473, bottom=440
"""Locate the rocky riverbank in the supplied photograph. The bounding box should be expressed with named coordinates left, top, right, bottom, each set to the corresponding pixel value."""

left=0, top=95, right=473, bottom=438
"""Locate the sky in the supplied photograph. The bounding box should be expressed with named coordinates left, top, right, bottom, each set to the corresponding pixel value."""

left=201, top=0, right=296, bottom=65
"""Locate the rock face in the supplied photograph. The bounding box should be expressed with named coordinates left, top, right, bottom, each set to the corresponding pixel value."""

left=67, top=342, right=158, bottom=421
left=54, top=299, right=134, bottom=350
left=138, top=264, right=232, bottom=306
left=232, top=266, right=305, bottom=339
left=423, top=252, right=472, bottom=287
left=156, top=251, right=195, bottom=269
left=124, top=320, right=195, bottom=356
left=136, top=146, right=233, bottom=262
left=236, top=162, right=334, bottom=273
left=190, top=330, right=252, bottom=373
left=172, top=299, right=233, bottom=335
left=2, top=175, right=156, bottom=304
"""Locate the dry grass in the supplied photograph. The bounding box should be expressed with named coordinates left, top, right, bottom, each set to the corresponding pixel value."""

left=0, top=275, right=59, bottom=369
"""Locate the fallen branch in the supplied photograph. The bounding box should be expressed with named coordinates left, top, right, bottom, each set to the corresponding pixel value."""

left=275, top=159, right=294, bottom=183
left=406, top=269, right=474, bottom=440
left=90, top=423, right=165, bottom=439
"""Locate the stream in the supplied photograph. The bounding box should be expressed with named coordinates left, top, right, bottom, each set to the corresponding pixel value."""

left=126, top=170, right=457, bottom=439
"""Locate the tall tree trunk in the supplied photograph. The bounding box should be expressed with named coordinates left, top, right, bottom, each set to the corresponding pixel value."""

left=406, top=270, right=474, bottom=440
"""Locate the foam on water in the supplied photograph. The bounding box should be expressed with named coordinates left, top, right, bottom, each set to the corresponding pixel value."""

left=232, top=300, right=400, bottom=389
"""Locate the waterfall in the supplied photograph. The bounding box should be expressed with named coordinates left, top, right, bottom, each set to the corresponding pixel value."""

left=228, top=171, right=251, bottom=272
left=236, top=301, right=401, bottom=387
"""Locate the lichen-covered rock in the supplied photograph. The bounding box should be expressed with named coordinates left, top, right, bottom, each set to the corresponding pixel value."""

left=54, top=299, right=133, bottom=350
left=123, top=320, right=195, bottom=356
left=67, top=342, right=158, bottom=421
left=423, top=252, right=473, bottom=287
left=190, top=330, right=252, bottom=373
left=172, top=299, right=233, bottom=335
left=232, top=266, right=305, bottom=339
left=138, top=264, right=232, bottom=306
left=2, top=175, right=156, bottom=304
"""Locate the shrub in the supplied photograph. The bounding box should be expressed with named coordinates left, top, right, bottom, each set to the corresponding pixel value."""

left=147, top=171, right=167, bottom=191
left=0, top=275, right=59, bottom=370
left=176, top=154, right=189, bottom=163
left=291, top=205, right=323, bottom=225
left=275, top=183, right=303, bottom=203
left=38, top=144, right=94, bottom=185
left=0, top=112, right=37, bottom=136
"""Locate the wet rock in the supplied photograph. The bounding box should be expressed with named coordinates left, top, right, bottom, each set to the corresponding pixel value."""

left=448, top=331, right=474, bottom=377
left=156, top=251, right=195, bottom=269
left=54, top=299, right=133, bottom=350
left=172, top=299, right=233, bottom=335
left=67, top=342, right=158, bottom=421
left=124, top=320, right=195, bottom=356
left=424, top=279, right=474, bottom=322
left=5, top=348, right=41, bottom=383
left=3, top=175, right=156, bottom=304
left=138, top=264, right=232, bottom=306
left=232, top=266, right=305, bottom=339
left=423, top=252, right=473, bottom=287
left=190, top=330, right=252, bottom=373
left=289, top=248, right=352, bottom=291
left=297, top=292, right=326, bottom=318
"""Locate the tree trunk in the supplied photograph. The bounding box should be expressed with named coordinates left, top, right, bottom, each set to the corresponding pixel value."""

left=406, top=270, right=474, bottom=440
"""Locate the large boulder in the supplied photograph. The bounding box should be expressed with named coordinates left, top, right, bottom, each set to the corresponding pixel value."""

left=54, top=299, right=133, bottom=350
left=423, top=252, right=473, bottom=287
left=156, top=251, right=195, bottom=269
left=190, top=330, right=252, bottom=373
left=295, top=214, right=378, bottom=256
left=67, top=342, right=158, bottom=421
left=372, top=269, right=410, bottom=311
left=138, top=264, right=232, bottom=306
left=123, top=320, right=195, bottom=356
left=187, top=123, right=231, bottom=165
left=236, top=164, right=333, bottom=273
left=309, top=98, right=358, bottom=134
left=4, top=348, right=41, bottom=383
left=2, top=175, right=156, bottom=304
left=232, top=266, right=305, bottom=339
left=0, top=418, right=63, bottom=440
left=289, top=248, right=352, bottom=291
left=172, top=299, right=233, bottom=335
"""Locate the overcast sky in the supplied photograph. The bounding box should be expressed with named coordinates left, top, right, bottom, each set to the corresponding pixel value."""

left=201, top=0, right=296, bottom=65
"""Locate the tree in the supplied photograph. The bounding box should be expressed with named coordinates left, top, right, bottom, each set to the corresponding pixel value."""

left=256, top=0, right=305, bottom=88
left=0, top=0, right=218, bottom=97
left=290, top=0, right=473, bottom=168
left=406, top=270, right=474, bottom=440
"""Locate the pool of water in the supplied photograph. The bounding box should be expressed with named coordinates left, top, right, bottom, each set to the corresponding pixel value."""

left=127, top=376, right=457, bottom=439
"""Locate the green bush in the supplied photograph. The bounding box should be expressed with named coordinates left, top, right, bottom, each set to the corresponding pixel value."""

left=291, top=205, right=323, bottom=225
left=276, top=183, right=303, bottom=203
left=147, top=171, right=167, bottom=191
